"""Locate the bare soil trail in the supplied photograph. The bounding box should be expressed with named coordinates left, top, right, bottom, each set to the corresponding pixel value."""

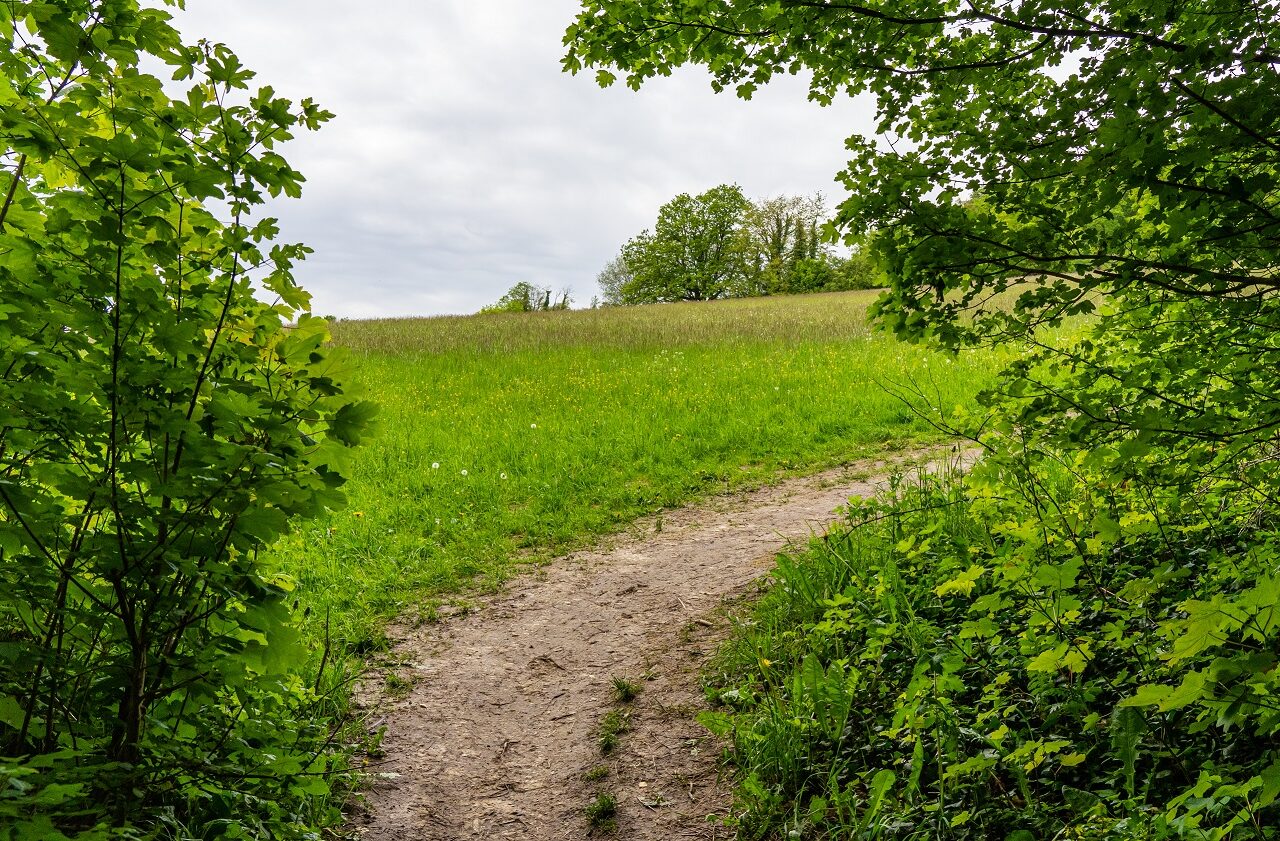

left=354, top=448, right=964, bottom=840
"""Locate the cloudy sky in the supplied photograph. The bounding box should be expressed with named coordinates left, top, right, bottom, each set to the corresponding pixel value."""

left=172, top=2, right=878, bottom=319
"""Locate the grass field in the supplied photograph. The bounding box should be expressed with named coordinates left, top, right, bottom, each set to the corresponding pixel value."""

left=273, top=291, right=1011, bottom=654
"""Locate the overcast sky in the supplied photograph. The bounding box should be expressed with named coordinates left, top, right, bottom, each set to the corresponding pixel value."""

left=172, top=2, right=878, bottom=319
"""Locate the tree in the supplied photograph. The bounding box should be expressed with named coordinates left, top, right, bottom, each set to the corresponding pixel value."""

left=619, top=183, right=750, bottom=303
left=607, top=189, right=853, bottom=302
left=595, top=251, right=632, bottom=305
left=741, top=193, right=828, bottom=295
left=0, top=1, right=372, bottom=835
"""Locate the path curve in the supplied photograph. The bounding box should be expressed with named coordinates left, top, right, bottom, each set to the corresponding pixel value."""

left=354, top=448, right=965, bottom=840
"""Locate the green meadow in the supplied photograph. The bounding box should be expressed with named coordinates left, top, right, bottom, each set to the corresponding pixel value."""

left=275, top=290, right=1009, bottom=652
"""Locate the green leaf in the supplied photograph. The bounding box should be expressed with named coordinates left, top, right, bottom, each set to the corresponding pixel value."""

left=935, top=564, right=986, bottom=597
left=1026, top=642, right=1068, bottom=674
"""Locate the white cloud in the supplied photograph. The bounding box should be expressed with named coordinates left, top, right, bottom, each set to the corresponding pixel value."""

left=173, top=0, right=877, bottom=317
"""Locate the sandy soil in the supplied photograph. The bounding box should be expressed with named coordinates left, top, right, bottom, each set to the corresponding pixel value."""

left=352, top=447, right=964, bottom=840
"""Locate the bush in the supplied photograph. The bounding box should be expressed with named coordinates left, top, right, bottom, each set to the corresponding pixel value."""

left=706, top=447, right=1280, bottom=839
left=0, top=2, right=373, bottom=836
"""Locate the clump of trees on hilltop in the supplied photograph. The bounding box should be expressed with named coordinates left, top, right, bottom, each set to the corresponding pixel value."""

left=598, top=184, right=882, bottom=306
left=480, top=281, right=573, bottom=313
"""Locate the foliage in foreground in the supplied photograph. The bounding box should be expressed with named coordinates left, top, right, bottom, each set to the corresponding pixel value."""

left=707, top=436, right=1280, bottom=839
left=702, top=273, right=1280, bottom=841
left=0, top=2, right=370, bottom=837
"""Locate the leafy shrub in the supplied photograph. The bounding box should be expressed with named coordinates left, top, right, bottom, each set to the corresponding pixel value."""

left=0, top=2, right=372, bottom=836
left=706, top=448, right=1280, bottom=839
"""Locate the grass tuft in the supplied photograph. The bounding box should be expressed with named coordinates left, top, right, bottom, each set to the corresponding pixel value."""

left=383, top=672, right=414, bottom=698
left=598, top=709, right=631, bottom=754
left=611, top=675, right=642, bottom=703
left=584, top=792, right=618, bottom=832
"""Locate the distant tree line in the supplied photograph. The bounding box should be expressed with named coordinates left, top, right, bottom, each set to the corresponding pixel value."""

left=597, top=184, right=883, bottom=306
left=480, top=281, right=573, bottom=314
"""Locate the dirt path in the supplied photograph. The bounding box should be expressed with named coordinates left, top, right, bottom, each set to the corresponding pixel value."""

left=354, top=448, right=963, bottom=840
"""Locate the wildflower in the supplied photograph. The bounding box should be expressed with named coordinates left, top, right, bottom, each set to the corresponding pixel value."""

left=460, top=469, right=468, bottom=476
left=431, top=462, right=440, bottom=469
left=353, top=511, right=364, bottom=518
left=500, top=472, right=507, bottom=480
left=530, top=423, right=537, bottom=429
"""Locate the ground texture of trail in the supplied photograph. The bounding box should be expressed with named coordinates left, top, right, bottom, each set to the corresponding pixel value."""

left=356, top=450, right=957, bottom=840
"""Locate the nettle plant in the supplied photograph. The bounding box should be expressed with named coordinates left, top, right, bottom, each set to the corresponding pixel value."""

left=0, top=1, right=372, bottom=836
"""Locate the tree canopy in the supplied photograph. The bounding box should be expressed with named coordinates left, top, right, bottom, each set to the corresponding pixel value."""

left=741, top=192, right=826, bottom=295
left=596, top=251, right=633, bottom=305
left=621, top=183, right=751, bottom=303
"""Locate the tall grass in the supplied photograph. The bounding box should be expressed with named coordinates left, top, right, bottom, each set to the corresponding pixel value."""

left=274, top=291, right=1009, bottom=652
left=328, top=291, right=888, bottom=354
